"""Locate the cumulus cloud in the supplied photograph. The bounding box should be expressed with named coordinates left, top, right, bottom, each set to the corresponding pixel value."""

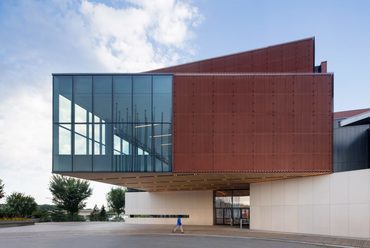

left=79, top=0, right=201, bottom=71
left=0, top=0, right=201, bottom=207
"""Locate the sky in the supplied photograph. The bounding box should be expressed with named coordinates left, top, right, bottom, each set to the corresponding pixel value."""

left=0, top=0, right=369, bottom=208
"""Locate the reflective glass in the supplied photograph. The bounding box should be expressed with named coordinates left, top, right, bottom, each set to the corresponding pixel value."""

left=133, top=123, right=153, bottom=172
left=59, top=124, right=71, bottom=155
left=74, top=76, right=92, bottom=123
left=215, top=190, right=232, bottom=208
left=133, top=76, right=151, bottom=123
left=74, top=124, right=92, bottom=155
left=53, top=74, right=173, bottom=173
left=152, top=124, right=172, bottom=172
left=53, top=124, right=72, bottom=171
left=94, top=117, right=105, bottom=155
left=93, top=124, right=113, bottom=171
left=113, top=123, right=132, bottom=171
left=153, top=76, right=172, bottom=123
left=53, top=76, right=72, bottom=123
left=113, top=76, right=132, bottom=123
left=94, top=76, right=112, bottom=122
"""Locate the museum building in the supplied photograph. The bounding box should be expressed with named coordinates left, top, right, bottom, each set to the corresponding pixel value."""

left=52, top=38, right=370, bottom=238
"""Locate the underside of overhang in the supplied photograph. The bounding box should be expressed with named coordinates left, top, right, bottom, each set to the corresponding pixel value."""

left=60, top=172, right=329, bottom=192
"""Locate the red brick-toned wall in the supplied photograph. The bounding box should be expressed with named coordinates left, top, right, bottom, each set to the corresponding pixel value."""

left=173, top=74, right=333, bottom=173
left=151, top=38, right=314, bottom=73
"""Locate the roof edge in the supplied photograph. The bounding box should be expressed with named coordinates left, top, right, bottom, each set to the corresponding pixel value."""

left=147, top=37, right=315, bottom=72
left=340, top=110, right=370, bottom=127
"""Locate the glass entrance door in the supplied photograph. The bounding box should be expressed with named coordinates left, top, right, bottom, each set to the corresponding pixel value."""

left=214, top=190, right=250, bottom=227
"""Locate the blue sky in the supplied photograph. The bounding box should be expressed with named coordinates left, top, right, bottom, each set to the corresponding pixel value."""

left=0, top=0, right=369, bottom=208
left=194, top=0, right=370, bottom=111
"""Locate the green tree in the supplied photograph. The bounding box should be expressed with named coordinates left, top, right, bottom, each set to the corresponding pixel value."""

left=49, top=175, right=92, bottom=220
left=33, top=205, right=57, bottom=222
left=50, top=208, right=67, bottom=222
left=6, top=192, right=37, bottom=218
left=99, top=205, right=107, bottom=221
left=0, top=179, right=4, bottom=200
left=107, top=187, right=126, bottom=217
left=89, top=204, right=99, bottom=221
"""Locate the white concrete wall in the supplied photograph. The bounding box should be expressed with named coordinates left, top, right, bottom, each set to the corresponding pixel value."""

left=250, top=169, right=370, bottom=238
left=126, top=190, right=213, bottom=225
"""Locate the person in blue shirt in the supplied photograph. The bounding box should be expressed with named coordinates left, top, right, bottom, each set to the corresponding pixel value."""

left=173, top=215, right=184, bottom=233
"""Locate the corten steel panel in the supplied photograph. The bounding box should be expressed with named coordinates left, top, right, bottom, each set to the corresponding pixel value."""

left=150, top=38, right=314, bottom=73
left=320, top=61, right=328, bottom=73
left=173, top=74, right=333, bottom=173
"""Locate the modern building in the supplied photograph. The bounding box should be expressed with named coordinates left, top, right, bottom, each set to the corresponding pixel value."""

left=52, top=37, right=370, bottom=238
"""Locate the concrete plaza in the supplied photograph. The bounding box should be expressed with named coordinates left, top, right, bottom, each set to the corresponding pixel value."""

left=0, top=222, right=369, bottom=248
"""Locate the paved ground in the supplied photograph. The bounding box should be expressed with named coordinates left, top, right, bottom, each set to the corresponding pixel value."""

left=0, top=222, right=369, bottom=248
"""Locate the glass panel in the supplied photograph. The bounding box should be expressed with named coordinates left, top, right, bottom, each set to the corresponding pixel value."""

left=133, top=123, right=152, bottom=172
left=215, top=190, right=232, bottom=208
left=214, top=190, right=250, bottom=226
left=53, top=124, right=72, bottom=172
left=133, top=76, right=151, bottom=123
left=73, top=123, right=92, bottom=171
left=233, top=196, right=250, bottom=208
left=53, top=76, right=72, bottom=123
left=113, top=76, right=132, bottom=123
left=93, top=124, right=113, bottom=171
left=59, top=124, right=71, bottom=155
left=94, top=76, right=112, bottom=122
left=95, top=124, right=106, bottom=155
left=74, top=124, right=92, bottom=155
left=53, top=74, right=173, bottom=173
left=233, top=190, right=250, bottom=207
left=233, top=209, right=240, bottom=224
left=224, top=209, right=232, bottom=224
left=152, top=124, right=172, bottom=172
left=241, top=209, right=249, bottom=219
left=74, top=76, right=92, bottom=123
left=113, top=123, right=132, bottom=172
left=216, top=209, right=223, bottom=218
left=153, top=75, right=172, bottom=123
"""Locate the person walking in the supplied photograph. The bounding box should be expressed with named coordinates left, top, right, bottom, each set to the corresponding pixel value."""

left=173, top=215, right=184, bottom=233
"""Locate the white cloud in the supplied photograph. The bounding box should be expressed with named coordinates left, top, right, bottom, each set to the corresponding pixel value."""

left=0, top=0, right=201, bottom=208
left=79, top=0, right=201, bottom=72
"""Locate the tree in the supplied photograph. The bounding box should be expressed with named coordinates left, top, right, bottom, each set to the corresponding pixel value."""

left=0, top=179, right=4, bottom=200
left=33, top=205, right=57, bottom=222
left=6, top=192, right=37, bottom=218
left=89, top=204, right=99, bottom=221
left=49, top=175, right=92, bottom=220
left=99, top=205, right=107, bottom=221
left=107, top=187, right=126, bottom=217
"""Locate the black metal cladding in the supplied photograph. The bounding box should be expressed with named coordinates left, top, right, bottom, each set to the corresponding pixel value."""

left=52, top=74, right=173, bottom=173
left=333, top=119, right=370, bottom=172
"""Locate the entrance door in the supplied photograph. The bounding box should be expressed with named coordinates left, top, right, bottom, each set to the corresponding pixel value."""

left=214, top=190, right=250, bottom=226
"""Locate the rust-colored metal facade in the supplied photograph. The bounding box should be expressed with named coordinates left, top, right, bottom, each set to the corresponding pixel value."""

left=173, top=74, right=333, bottom=173
left=159, top=37, right=333, bottom=174
left=151, top=38, right=314, bottom=73
left=59, top=38, right=333, bottom=191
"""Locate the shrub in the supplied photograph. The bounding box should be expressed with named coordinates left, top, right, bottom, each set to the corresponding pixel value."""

left=6, top=193, right=37, bottom=218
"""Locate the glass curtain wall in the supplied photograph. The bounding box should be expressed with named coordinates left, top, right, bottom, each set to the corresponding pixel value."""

left=53, top=74, right=172, bottom=172
left=214, top=190, right=250, bottom=226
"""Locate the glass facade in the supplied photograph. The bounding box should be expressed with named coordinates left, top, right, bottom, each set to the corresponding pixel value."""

left=214, top=190, right=250, bottom=225
left=53, top=74, right=172, bottom=172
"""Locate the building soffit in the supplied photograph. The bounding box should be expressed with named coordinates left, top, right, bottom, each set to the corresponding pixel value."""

left=61, top=172, right=329, bottom=192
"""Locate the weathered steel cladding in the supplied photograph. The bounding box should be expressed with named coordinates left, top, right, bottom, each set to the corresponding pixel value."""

left=150, top=38, right=314, bottom=73
left=173, top=74, right=333, bottom=173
